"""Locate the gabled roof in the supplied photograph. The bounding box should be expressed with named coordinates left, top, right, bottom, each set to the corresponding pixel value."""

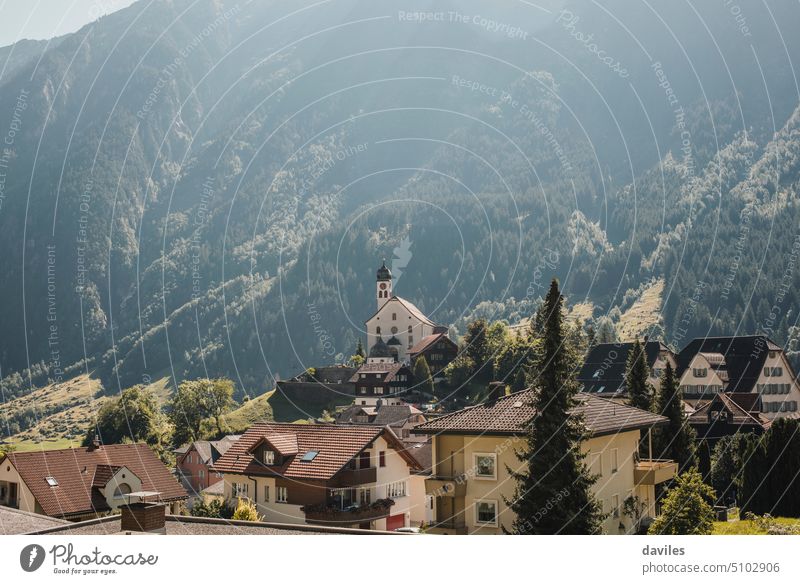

left=414, top=390, right=667, bottom=437
left=213, top=423, right=422, bottom=480
left=579, top=341, right=669, bottom=394
left=335, top=404, right=424, bottom=427
left=366, top=296, right=438, bottom=327
left=688, top=392, right=769, bottom=428
left=1, top=443, right=187, bottom=518
left=90, top=464, right=124, bottom=488
left=249, top=433, right=299, bottom=456
left=349, top=362, right=410, bottom=382
left=178, top=435, right=241, bottom=466
left=676, top=335, right=784, bottom=393
left=408, top=333, right=456, bottom=357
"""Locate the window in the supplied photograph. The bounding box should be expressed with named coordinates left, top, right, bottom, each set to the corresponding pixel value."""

left=391, top=326, right=398, bottom=334
left=693, top=368, right=708, bottom=378
left=611, top=449, right=619, bottom=473
left=199, top=470, right=205, bottom=479
left=263, top=450, right=275, bottom=465
left=233, top=483, right=249, bottom=497
left=264, top=485, right=270, bottom=502
left=276, top=486, right=288, bottom=503
left=301, top=450, right=319, bottom=462
left=113, top=483, right=132, bottom=499
left=392, top=313, right=397, bottom=321
left=765, top=366, right=783, bottom=377
left=387, top=480, right=407, bottom=498
left=612, top=494, right=620, bottom=518
left=408, top=326, right=413, bottom=333
left=590, top=453, right=602, bottom=476
left=379, top=451, right=386, bottom=467
left=361, top=373, right=366, bottom=379
left=475, top=500, right=498, bottom=526
left=360, top=488, right=372, bottom=506
left=360, top=386, right=367, bottom=394
left=45, top=476, right=58, bottom=487
left=474, top=453, right=497, bottom=479
left=375, top=387, right=384, bottom=394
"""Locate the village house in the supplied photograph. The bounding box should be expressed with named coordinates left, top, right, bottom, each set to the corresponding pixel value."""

left=676, top=335, right=800, bottom=419
left=578, top=339, right=676, bottom=397
left=350, top=358, right=414, bottom=406
left=174, top=435, right=240, bottom=496
left=0, top=440, right=187, bottom=521
left=213, top=422, right=428, bottom=531
left=408, top=332, right=459, bottom=379
left=335, top=402, right=428, bottom=442
left=413, top=386, right=676, bottom=534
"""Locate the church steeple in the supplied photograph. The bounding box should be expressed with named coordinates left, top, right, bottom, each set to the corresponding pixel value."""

left=376, top=259, right=392, bottom=308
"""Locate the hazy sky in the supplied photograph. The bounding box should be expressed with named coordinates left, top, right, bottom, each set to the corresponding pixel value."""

left=0, top=0, right=137, bottom=47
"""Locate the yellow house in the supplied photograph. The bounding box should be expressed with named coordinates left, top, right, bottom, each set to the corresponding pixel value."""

left=414, top=390, right=677, bottom=534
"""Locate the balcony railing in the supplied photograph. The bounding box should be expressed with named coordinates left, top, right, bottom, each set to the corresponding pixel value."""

left=425, top=474, right=467, bottom=498
left=302, top=498, right=395, bottom=525
left=634, top=459, right=678, bottom=485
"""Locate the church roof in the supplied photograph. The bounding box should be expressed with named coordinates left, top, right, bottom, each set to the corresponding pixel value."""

left=386, top=336, right=402, bottom=346
left=368, top=336, right=393, bottom=358
left=366, top=296, right=438, bottom=327
left=377, top=261, right=392, bottom=281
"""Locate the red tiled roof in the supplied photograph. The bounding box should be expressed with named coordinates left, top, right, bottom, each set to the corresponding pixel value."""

left=408, top=333, right=454, bottom=356
left=414, top=390, right=668, bottom=436
left=214, top=423, right=421, bottom=479
left=2, top=444, right=187, bottom=518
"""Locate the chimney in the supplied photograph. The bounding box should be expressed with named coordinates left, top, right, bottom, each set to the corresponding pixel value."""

left=486, top=382, right=505, bottom=402
left=120, top=502, right=167, bottom=534
left=87, top=435, right=101, bottom=452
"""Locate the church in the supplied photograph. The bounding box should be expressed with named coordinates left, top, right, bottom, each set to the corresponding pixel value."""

left=365, top=261, right=449, bottom=364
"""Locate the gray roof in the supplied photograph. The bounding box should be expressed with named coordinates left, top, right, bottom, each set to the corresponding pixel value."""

left=0, top=507, right=68, bottom=535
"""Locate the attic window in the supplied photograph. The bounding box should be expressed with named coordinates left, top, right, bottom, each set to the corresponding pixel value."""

left=301, top=450, right=319, bottom=462
left=46, top=477, right=58, bottom=487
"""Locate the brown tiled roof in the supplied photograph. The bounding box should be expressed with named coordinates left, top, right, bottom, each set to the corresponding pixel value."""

left=414, top=390, right=667, bottom=436
left=214, top=423, right=421, bottom=479
left=91, top=464, right=121, bottom=488
left=2, top=443, right=187, bottom=518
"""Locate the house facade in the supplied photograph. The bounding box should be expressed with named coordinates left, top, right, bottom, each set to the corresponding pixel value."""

left=175, top=435, right=240, bottom=496
left=213, top=423, right=427, bottom=531
left=0, top=441, right=187, bottom=520
left=408, top=332, right=459, bottom=378
left=414, top=390, right=676, bottom=534
left=676, top=336, right=800, bottom=419
left=350, top=361, right=413, bottom=406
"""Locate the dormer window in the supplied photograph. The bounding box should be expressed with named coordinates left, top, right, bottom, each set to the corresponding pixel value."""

left=263, top=450, right=275, bottom=465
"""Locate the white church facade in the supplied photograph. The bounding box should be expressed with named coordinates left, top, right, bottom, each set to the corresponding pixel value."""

left=365, top=261, right=447, bottom=364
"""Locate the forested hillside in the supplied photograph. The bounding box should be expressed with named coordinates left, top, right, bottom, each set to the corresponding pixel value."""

left=2, top=0, right=800, bottom=411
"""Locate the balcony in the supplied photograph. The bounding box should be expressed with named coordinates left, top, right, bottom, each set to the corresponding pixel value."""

left=333, top=467, right=377, bottom=487
left=302, top=498, right=394, bottom=526
left=425, top=475, right=467, bottom=498
left=634, top=459, right=678, bottom=485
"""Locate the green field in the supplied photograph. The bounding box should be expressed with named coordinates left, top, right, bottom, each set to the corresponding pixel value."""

left=714, top=517, right=800, bottom=534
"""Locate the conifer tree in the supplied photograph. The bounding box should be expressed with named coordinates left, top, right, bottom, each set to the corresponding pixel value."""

left=652, top=362, right=695, bottom=470
left=625, top=339, right=653, bottom=412
left=508, top=279, right=604, bottom=534
left=413, top=356, right=435, bottom=397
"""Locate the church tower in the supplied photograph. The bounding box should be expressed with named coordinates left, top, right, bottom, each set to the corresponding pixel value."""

left=376, top=260, right=392, bottom=308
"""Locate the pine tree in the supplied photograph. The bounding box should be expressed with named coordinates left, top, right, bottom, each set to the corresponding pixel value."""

left=652, top=362, right=695, bottom=470
left=355, top=339, right=365, bottom=358
left=764, top=418, right=800, bottom=517
left=739, top=433, right=768, bottom=515
left=507, top=279, right=604, bottom=534
left=648, top=468, right=715, bottom=535
left=413, top=356, right=435, bottom=397
left=625, top=339, right=652, bottom=412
